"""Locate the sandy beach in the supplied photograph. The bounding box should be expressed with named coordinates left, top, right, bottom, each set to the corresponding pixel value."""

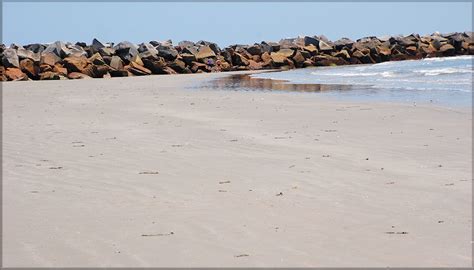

left=2, top=72, right=472, bottom=267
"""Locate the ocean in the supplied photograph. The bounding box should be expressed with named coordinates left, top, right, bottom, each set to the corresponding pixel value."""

left=200, top=55, right=473, bottom=107
left=250, top=55, right=473, bottom=107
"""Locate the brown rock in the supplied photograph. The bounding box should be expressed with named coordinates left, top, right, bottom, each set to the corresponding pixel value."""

left=53, top=64, right=68, bottom=76
left=5, top=68, right=28, bottom=81
left=278, top=48, right=295, bottom=58
left=20, top=59, right=39, bottom=79
left=333, top=49, right=351, bottom=60
left=39, top=71, right=60, bottom=80
left=82, top=64, right=110, bottom=78
left=169, top=59, right=187, bottom=73
left=68, top=72, right=92, bottom=79
left=376, top=46, right=391, bottom=56
left=63, top=56, right=90, bottom=73
left=40, top=52, right=61, bottom=66
left=406, top=46, right=418, bottom=55
left=303, top=44, right=318, bottom=54
left=196, top=45, right=216, bottom=60
left=352, top=50, right=374, bottom=64
left=270, top=52, right=288, bottom=66
left=439, top=44, right=455, bottom=55
left=162, top=66, right=178, bottom=75
left=143, top=57, right=167, bottom=74
left=0, top=66, right=6, bottom=81
left=247, top=60, right=263, bottom=70
left=261, top=52, right=272, bottom=63
left=292, top=51, right=306, bottom=67
left=88, top=53, right=106, bottom=65
left=127, top=62, right=152, bottom=76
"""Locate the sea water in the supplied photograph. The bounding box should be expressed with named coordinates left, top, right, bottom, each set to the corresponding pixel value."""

left=249, top=55, right=473, bottom=107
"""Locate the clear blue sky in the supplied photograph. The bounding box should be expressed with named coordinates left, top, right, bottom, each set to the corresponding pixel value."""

left=2, top=2, right=472, bottom=46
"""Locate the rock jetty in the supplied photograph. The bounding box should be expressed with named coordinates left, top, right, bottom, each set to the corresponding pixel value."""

left=1, top=32, right=472, bottom=81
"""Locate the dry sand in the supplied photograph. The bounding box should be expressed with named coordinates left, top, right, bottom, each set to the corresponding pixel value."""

left=2, top=72, right=472, bottom=267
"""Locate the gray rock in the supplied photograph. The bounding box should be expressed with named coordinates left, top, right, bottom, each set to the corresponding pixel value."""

left=43, top=41, right=71, bottom=58
left=157, top=44, right=178, bottom=60
left=92, top=38, right=105, bottom=51
left=2, top=48, right=19, bottom=68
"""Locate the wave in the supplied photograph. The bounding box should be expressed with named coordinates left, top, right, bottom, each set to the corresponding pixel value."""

left=413, top=67, right=473, bottom=76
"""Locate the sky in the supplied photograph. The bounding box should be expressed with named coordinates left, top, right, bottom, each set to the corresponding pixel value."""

left=2, top=2, right=472, bottom=47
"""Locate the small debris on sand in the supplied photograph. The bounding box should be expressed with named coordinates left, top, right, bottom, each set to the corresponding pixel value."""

left=234, top=254, right=249, bottom=258
left=219, top=180, right=231, bottom=184
left=141, top=232, right=174, bottom=237
left=139, top=171, right=159, bottom=175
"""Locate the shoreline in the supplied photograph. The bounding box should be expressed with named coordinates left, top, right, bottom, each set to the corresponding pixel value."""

left=3, top=72, right=472, bottom=267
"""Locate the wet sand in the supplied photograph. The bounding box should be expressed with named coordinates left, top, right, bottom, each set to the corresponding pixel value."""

left=2, top=72, right=472, bottom=267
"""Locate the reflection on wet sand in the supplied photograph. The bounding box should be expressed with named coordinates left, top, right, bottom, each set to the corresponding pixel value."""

left=200, top=73, right=361, bottom=93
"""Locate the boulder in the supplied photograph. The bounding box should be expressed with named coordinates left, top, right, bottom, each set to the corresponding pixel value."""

left=2, top=49, right=20, bottom=68
left=40, top=52, right=61, bottom=66
left=113, top=41, right=139, bottom=63
left=63, top=56, right=90, bottom=73
left=68, top=72, right=92, bottom=79
left=439, top=44, right=455, bottom=55
left=127, top=61, right=152, bottom=76
left=304, top=36, right=319, bottom=46
left=196, top=45, right=216, bottom=60
left=157, top=44, right=178, bottom=61
left=333, top=49, right=351, bottom=60
left=53, top=64, right=68, bottom=76
left=292, top=51, right=306, bottom=67
left=98, top=47, right=115, bottom=57
left=109, top=56, right=124, bottom=70
left=270, top=52, right=288, bottom=66
left=88, top=53, right=106, bottom=65
left=81, top=64, right=110, bottom=78
left=262, top=41, right=280, bottom=52
left=24, top=43, right=45, bottom=53
left=169, top=59, right=187, bottom=73
left=318, top=40, right=333, bottom=51
left=138, top=42, right=159, bottom=58
left=352, top=50, right=374, bottom=64
left=278, top=48, right=295, bottom=58
left=143, top=57, right=167, bottom=74
left=91, top=38, right=105, bottom=51
left=334, top=38, right=354, bottom=50
left=5, top=68, right=28, bottom=81
left=279, top=38, right=298, bottom=49
left=43, top=41, right=71, bottom=58
left=232, top=53, right=249, bottom=66
left=247, top=45, right=262, bottom=55
left=313, top=55, right=347, bottom=66
left=39, top=71, right=60, bottom=80
left=17, top=48, right=40, bottom=62
left=180, top=53, right=196, bottom=65
left=130, top=54, right=144, bottom=66
left=109, top=70, right=129, bottom=77
left=197, top=41, right=221, bottom=54
left=20, top=59, right=39, bottom=79
left=303, top=44, right=318, bottom=54
left=178, top=40, right=195, bottom=48
left=405, top=46, right=418, bottom=55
